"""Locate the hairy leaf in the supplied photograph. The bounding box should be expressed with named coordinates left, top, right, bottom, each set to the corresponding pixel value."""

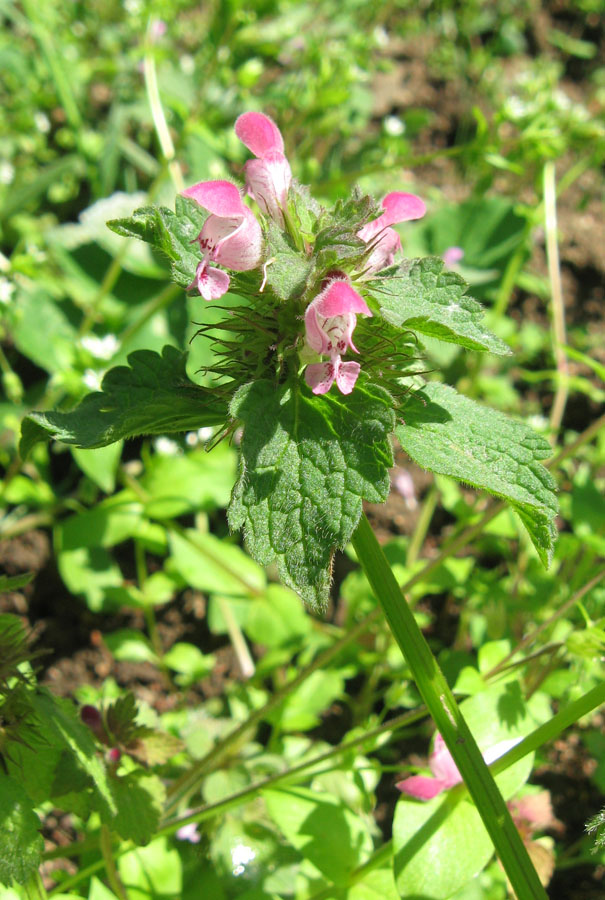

left=107, top=195, right=208, bottom=287
left=368, top=257, right=511, bottom=355
left=264, top=222, right=315, bottom=301
left=20, top=347, right=227, bottom=457
left=229, top=378, right=394, bottom=609
left=0, top=774, right=43, bottom=886
left=29, top=691, right=118, bottom=821
left=109, top=772, right=165, bottom=845
left=396, top=382, right=558, bottom=564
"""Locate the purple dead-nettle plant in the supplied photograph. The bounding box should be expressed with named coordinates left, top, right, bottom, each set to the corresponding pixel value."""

left=21, top=109, right=561, bottom=899
left=30, top=109, right=557, bottom=615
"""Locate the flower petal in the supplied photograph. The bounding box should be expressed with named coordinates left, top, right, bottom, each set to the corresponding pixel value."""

left=430, top=733, right=463, bottom=787
left=182, top=180, right=245, bottom=218
left=244, top=152, right=292, bottom=226
left=317, top=281, right=372, bottom=318
left=304, top=302, right=330, bottom=355
left=396, top=775, right=449, bottom=800
left=235, top=111, right=285, bottom=158
left=305, top=361, right=335, bottom=395
left=358, top=192, right=425, bottom=244
left=335, top=360, right=360, bottom=395
left=364, top=228, right=401, bottom=274
left=381, top=191, right=426, bottom=225
left=190, top=261, right=230, bottom=300
left=212, top=207, right=263, bottom=271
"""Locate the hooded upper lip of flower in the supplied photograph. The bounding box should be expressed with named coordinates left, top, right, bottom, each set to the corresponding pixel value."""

left=396, top=733, right=522, bottom=800
left=235, top=112, right=292, bottom=229
left=303, top=279, right=372, bottom=396
left=358, top=191, right=426, bottom=275
left=181, top=179, right=263, bottom=300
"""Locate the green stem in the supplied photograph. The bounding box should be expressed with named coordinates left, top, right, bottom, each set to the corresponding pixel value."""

left=406, top=482, right=438, bottom=568
left=351, top=513, right=547, bottom=900
left=100, top=825, right=128, bottom=900
left=490, top=682, right=605, bottom=778
left=22, top=872, right=49, bottom=900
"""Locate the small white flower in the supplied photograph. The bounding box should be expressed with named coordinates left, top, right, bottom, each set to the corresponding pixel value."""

left=83, top=369, right=103, bottom=391
left=34, top=112, right=51, bottom=134
left=231, top=842, right=256, bottom=876
left=154, top=437, right=181, bottom=456
left=180, top=54, right=195, bottom=75
left=384, top=115, right=405, bottom=137
left=81, top=334, right=119, bottom=360
left=0, top=278, right=15, bottom=305
left=0, top=162, right=15, bottom=185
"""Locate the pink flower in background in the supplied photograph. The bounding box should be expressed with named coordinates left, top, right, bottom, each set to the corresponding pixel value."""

left=181, top=180, right=263, bottom=300
left=508, top=792, right=556, bottom=834
left=442, top=246, right=465, bottom=269
left=304, top=280, right=372, bottom=395
left=358, top=192, right=426, bottom=274
left=396, top=733, right=520, bottom=800
left=176, top=821, right=201, bottom=844
left=235, top=112, right=292, bottom=228
left=392, top=468, right=417, bottom=510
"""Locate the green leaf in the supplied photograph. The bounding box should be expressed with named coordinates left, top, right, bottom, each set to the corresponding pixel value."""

left=104, top=630, right=158, bottom=665
left=264, top=223, right=315, bottom=301
left=20, top=347, right=227, bottom=456
left=12, top=287, right=78, bottom=375
left=72, top=442, right=123, bottom=493
left=273, top=668, right=347, bottom=732
left=368, top=257, right=511, bottom=355
left=0, top=774, right=43, bottom=887
left=245, top=585, right=312, bottom=648
left=347, top=867, right=400, bottom=900
left=394, top=793, right=494, bottom=900
left=229, top=378, right=394, bottom=609
left=0, top=573, right=34, bottom=592
left=88, top=877, right=121, bottom=900
left=264, top=786, right=373, bottom=884
left=107, top=195, right=208, bottom=288
left=57, top=492, right=146, bottom=550
left=29, top=691, right=118, bottom=821
left=57, top=547, right=124, bottom=612
left=140, top=442, right=236, bottom=519
left=167, top=529, right=266, bottom=597
left=117, top=837, right=182, bottom=899
left=314, top=192, right=378, bottom=272
left=109, top=772, right=165, bottom=845
left=396, top=382, right=558, bottom=565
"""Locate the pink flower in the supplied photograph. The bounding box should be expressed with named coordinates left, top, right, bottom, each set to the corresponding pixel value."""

left=396, top=733, right=520, bottom=800
left=304, top=280, right=372, bottom=396
left=176, top=821, right=201, bottom=844
left=358, top=192, right=426, bottom=275
left=235, top=112, right=292, bottom=228
left=443, top=246, right=464, bottom=269
left=181, top=180, right=263, bottom=300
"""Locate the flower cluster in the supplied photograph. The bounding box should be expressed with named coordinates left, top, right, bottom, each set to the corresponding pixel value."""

left=182, top=112, right=426, bottom=396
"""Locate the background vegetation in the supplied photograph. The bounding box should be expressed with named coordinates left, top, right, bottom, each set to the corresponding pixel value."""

left=0, top=0, right=604, bottom=897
